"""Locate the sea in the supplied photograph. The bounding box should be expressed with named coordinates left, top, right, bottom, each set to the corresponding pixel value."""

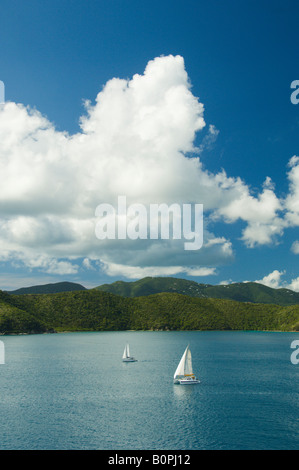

left=0, top=330, right=298, bottom=450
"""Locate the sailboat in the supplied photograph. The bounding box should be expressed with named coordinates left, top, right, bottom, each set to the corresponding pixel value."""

left=173, top=345, right=200, bottom=384
left=122, top=343, right=137, bottom=362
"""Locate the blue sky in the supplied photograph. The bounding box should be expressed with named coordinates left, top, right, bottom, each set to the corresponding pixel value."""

left=0, top=0, right=299, bottom=290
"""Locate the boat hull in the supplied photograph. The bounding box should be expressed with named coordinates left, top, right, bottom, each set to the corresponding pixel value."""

left=179, top=379, right=200, bottom=385
left=174, top=377, right=200, bottom=385
left=122, top=357, right=137, bottom=362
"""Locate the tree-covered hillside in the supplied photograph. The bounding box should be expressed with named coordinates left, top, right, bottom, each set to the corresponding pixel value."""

left=0, top=289, right=298, bottom=334
left=8, top=281, right=86, bottom=295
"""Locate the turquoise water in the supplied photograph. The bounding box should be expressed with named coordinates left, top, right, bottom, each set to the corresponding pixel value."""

left=0, top=331, right=298, bottom=450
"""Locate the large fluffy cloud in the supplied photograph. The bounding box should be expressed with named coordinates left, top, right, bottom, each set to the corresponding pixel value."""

left=0, top=55, right=297, bottom=278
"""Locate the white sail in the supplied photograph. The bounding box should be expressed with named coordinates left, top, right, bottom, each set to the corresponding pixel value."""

left=185, top=348, right=193, bottom=375
left=122, top=343, right=136, bottom=361
left=122, top=344, right=128, bottom=359
left=174, top=346, right=187, bottom=378
left=174, top=345, right=194, bottom=378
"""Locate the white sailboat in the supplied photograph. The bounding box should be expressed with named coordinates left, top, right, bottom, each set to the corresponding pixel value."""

left=122, top=343, right=137, bottom=362
left=173, top=345, right=200, bottom=384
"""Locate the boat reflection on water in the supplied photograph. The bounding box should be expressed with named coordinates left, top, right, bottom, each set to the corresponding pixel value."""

left=173, top=382, right=195, bottom=399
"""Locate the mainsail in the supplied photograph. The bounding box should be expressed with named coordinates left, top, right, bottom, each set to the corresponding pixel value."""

left=174, top=345, right=194, bottom=379
left=123, top=344, right=129, bottom=359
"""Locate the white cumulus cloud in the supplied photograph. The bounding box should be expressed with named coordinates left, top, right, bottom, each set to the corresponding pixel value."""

left=0, top=55, right=297, bottom=279
left=254, top=269, right=299, bottom=293
left=255, top=270, right=286, bottom=289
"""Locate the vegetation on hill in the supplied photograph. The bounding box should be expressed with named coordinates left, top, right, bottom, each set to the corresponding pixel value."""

left=95, top=276, right=299, bottom=306
left=0, top=291, right=48, bottom=334
left=0, top=288, right=298, bottom=334
left=8, top=281, right=86, bottom=295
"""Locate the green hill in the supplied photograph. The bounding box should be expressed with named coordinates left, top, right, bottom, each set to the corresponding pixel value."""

left=0, top=291, right=48, bottom=334
left=95, top=277, right=299, bottom=306
left=0, top=288, right=298, bottom=334
left=95, top=277, right=201, bottom=297
left=8, top=281, right=87, bottom=295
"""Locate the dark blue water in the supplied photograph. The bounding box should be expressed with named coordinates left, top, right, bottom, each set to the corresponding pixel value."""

left=0, top=331, right=298, bottom=450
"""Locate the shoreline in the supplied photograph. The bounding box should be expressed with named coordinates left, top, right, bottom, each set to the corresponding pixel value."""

left=1, top=329, right=298, bottom=336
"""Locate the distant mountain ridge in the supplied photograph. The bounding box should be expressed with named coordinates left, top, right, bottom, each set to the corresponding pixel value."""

left=95, top=276, right=299, bottom=306
left=4, top=276, right=299, bottom=306
left=8, top=281, right=86, bottom=295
